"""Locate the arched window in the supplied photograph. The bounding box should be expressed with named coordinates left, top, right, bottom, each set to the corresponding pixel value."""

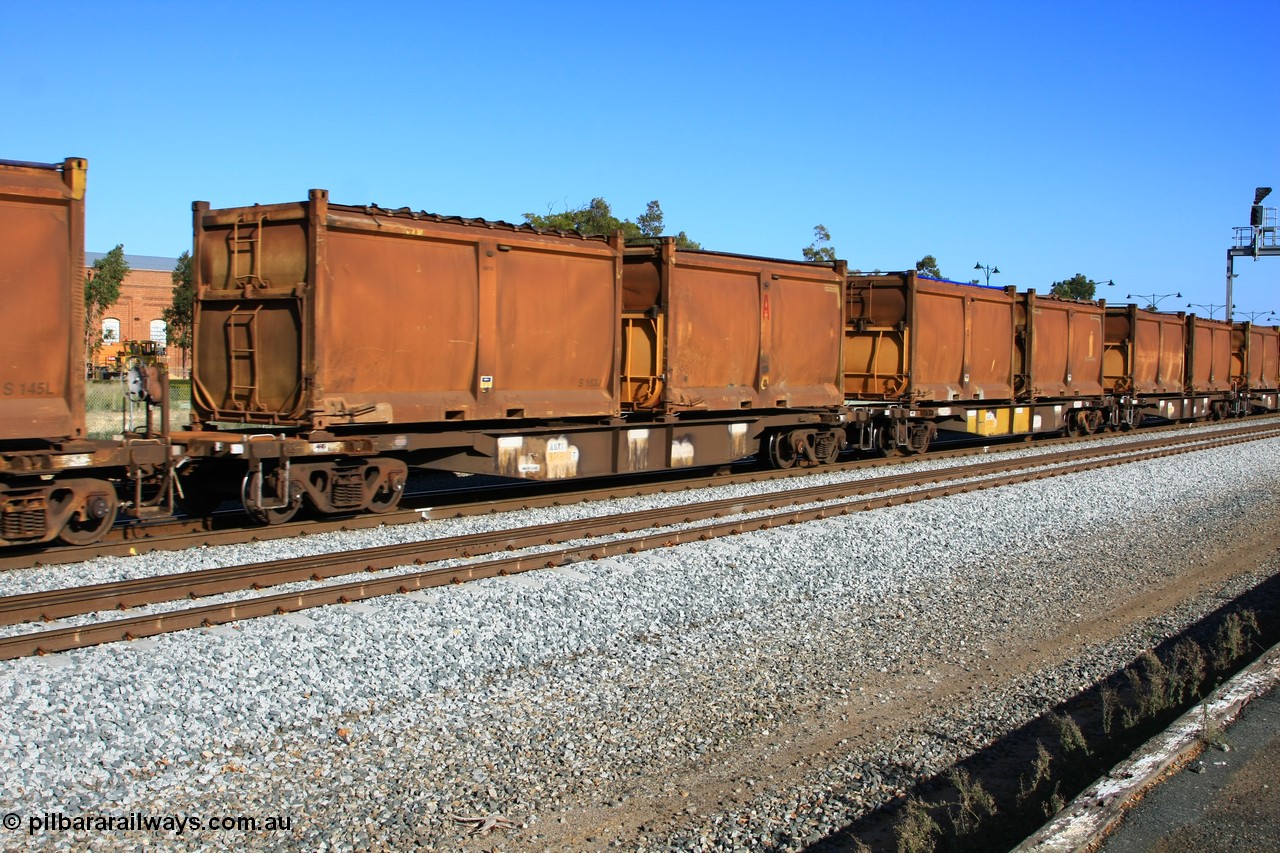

left=150, top=319, right=167, bottom=349
left=101, top=318, right=121, bottom=343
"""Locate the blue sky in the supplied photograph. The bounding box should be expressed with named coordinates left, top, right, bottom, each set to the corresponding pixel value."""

left=6, top=1, right=1278, bottom=316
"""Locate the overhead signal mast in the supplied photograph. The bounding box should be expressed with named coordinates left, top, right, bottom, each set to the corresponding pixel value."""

left=1227, top=187, right=1278, bottom=312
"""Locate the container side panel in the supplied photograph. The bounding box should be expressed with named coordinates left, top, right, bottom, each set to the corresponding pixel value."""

left=1131, top=316, right=1163, bottom=392
left=193, top=300, right=303, bottom=419
left=493, top=248, right=617, bottom=416
left=768, top=279, right=843, bottom=406
left=667, top=267, right=760, bottom=409
left=911, top=290, right=966, bottom=400
left=1030, top=305, right=1070, bottom=396
left=968, top=296, right=1016, bottom=399
left=1158, top=317, right=1187, bottom=390
left=0, top=183, right=80, bottom=441
left=200, top=221, right=308, bottom=293
left=1255, top=328, right=1280, bottom=389
left=1069, top=311, right=1106, bottom=396
left=1211, top=325, right=1232, bottom=391
left=320, top=230, right=479, bottom=411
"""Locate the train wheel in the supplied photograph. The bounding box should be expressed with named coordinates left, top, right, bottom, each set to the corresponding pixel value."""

left=55, top=488, right=119, bottom=546
left=366, top=475, right=404, bottom=513
left=878, top=426, right=903, bottom=458
left=241, top=471, right=301, bottom=525
left=767, top=432, right=799, bottom=469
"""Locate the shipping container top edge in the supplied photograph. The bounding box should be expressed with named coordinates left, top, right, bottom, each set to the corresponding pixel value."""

left=343, top=202, right=613, bottom=243
left=624, top=240, right=845, bottom=272
left=197, top=194, right=614, bottom=244
left=850, top=271, right=1008, bottom=291
left=0, top=157, right=83, bottom=170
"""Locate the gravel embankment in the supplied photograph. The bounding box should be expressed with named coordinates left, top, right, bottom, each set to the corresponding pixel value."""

left=1, top=425, right=1278, bottom=851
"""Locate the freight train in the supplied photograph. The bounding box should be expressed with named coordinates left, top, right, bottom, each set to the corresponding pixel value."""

left=3, top=156, right=1278, bottom=547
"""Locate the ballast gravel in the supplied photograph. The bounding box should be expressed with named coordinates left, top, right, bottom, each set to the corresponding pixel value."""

left=1, top=426, right=1279, bottom=851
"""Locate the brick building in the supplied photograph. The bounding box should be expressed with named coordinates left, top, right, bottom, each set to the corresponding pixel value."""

left=85, top=252, right=189, bottom=377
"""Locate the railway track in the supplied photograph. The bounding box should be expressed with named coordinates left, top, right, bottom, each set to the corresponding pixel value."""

left=1, top=421, right=1276, bottom=659
left=0, top=418, right=1257, bottom=573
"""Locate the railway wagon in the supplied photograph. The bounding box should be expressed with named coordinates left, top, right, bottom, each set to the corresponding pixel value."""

left=1234, top=322, right=1280, bottom=411
left=1014, top=289, right=1108, bottom=433
left=0, top=158, right=170, bottom=546
left=620, top=238, right=847, bottom=467
left=1103, top=305, right=1216, bottom=422
left=183, top=193, right=851, bottom=521
left=1185, top=316, right=1235, bottom=417
left=840, top=272, right=1105, bottom=450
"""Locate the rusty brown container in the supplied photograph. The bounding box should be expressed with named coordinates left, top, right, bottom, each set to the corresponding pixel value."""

left=1234, top=323, right=1280, bottom=391
left=192, top=191, right=623, bottom=429
left=0, top=158, right=88, bottom=442
left=1014, top=291, right=1106, bottom=399
left=1103, top=305, right=1187, bottom=395
left=843, top=272, right=1016, bottom=402
left=620, top=241, right=844, bottom=411
left=1185, top=316, right=1233, bottom=393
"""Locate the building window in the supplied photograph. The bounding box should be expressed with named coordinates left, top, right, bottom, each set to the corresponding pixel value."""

left=102, top=317, right=121, bottom=343
left=150, top=319, right=167, bottom=349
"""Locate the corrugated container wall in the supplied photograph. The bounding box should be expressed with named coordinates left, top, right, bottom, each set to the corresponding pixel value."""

left=192, top=190, right=623, bottom=430
left=844, top=273, right=1017, bottom=402
left=0, top=158, right=87, bottom=442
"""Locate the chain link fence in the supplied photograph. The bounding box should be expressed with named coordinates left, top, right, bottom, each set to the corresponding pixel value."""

left=85, top=379, right=193, bottom=439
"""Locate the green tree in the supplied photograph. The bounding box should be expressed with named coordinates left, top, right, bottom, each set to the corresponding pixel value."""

left=802, top=224, right=837, bottom=262
left=1049, top=273, right=1097, bottom=301
left=163, top=251, right=195, bottom=376
left=84, top=244, right=129, bottom=369
left=915, top=255, right=943, bottom=279
left=523, top=198, right=699, bottom=248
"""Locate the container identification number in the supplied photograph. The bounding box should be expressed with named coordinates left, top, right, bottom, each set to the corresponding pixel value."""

left=3, top=381, right=55, bottom=396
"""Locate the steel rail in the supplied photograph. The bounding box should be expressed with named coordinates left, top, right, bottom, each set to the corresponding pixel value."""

left=0, top=426, right=1275, bottom=659
left=0, top=424, right=1272, bottom=627
left=0, top=419, right=1263, bottom=573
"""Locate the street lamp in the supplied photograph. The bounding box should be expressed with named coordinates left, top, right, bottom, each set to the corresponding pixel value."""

left=1233, top=308, right=1278, bottom=323
left=1127, top=292, right=1182, bottom=310
left=973, top=261, right=1000, bottom=286
left=1186, top=302, right=1227, bottom=319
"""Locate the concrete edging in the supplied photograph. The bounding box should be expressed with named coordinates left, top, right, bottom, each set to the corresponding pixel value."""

left=1014, top=640, right=1280, bottom=852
